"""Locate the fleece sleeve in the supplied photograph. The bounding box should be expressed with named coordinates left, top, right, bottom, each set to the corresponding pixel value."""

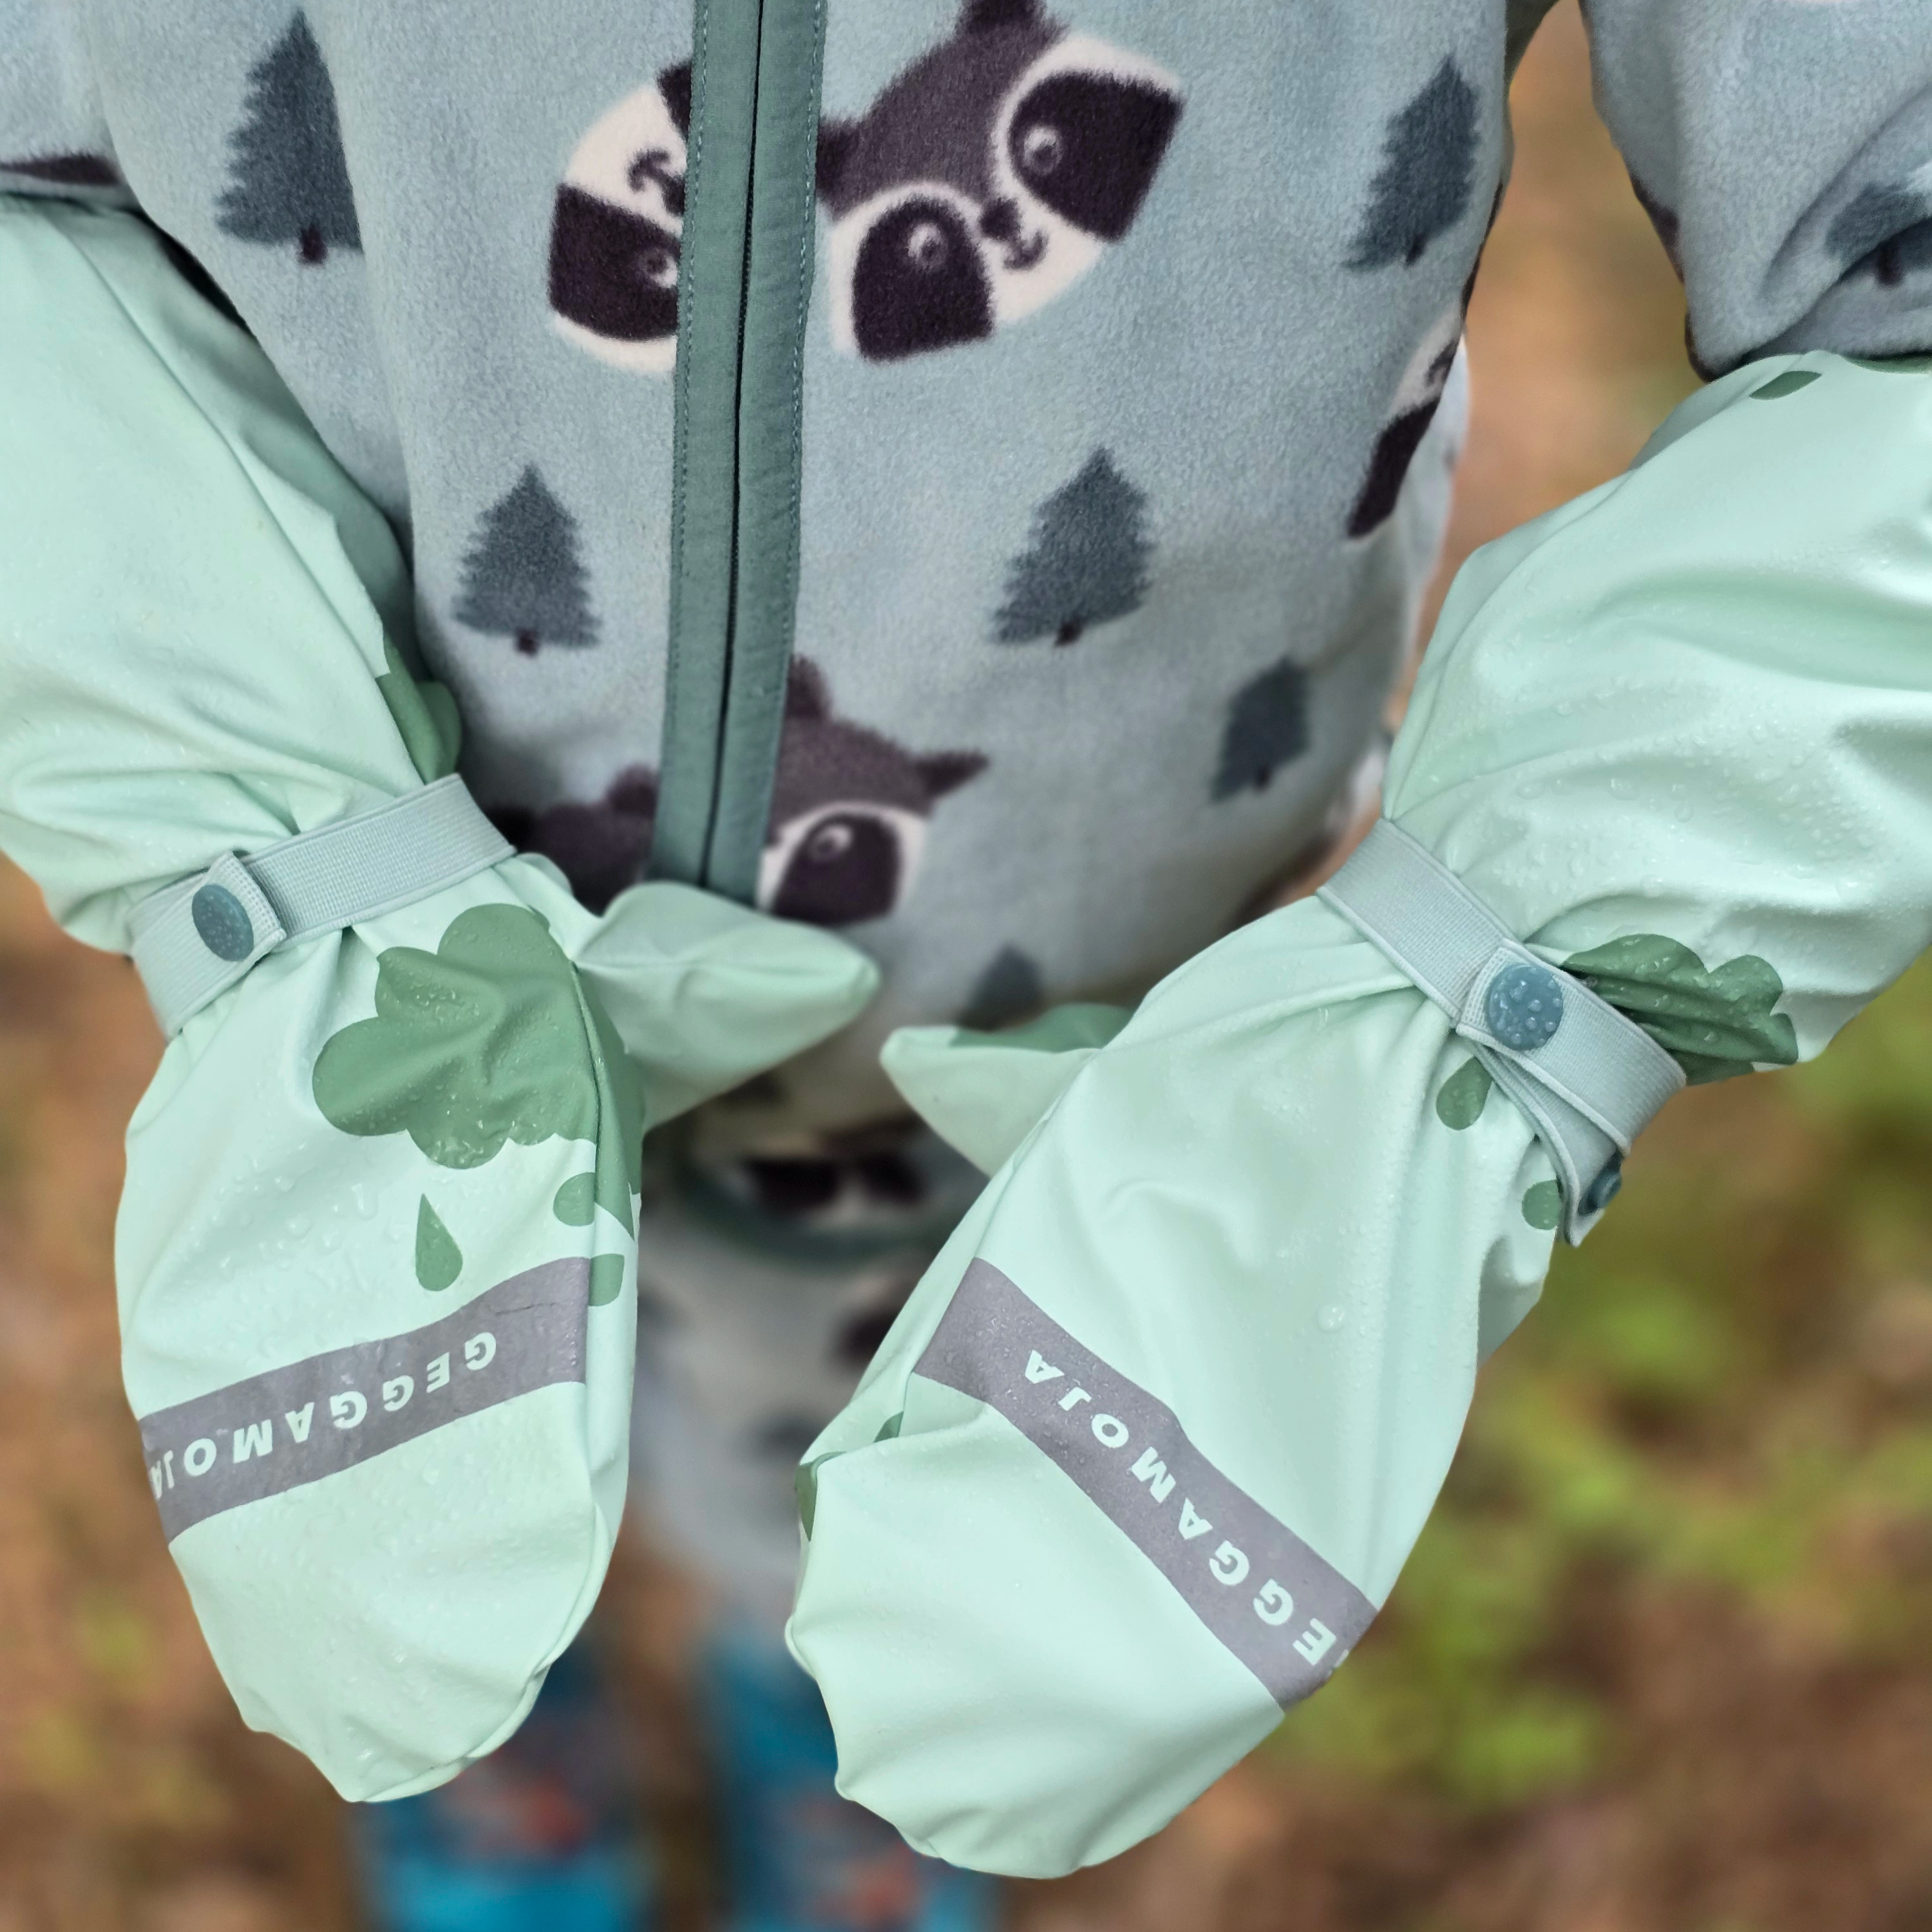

left=1581, top=0, right=1932, bottom=373
left=0, top=0, right=128, bottom=198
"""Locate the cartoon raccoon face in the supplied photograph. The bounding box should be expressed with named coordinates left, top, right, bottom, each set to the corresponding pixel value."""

left=816, top=0, right=1182, bottom=361
left=489, top=764, right=658, bottom=913
left=764, top=806, right=931, bottom=925
left=1345, top=297, right=1463, bottom=538
left=491, top=664, right=980, bottom=923
left=759, top=659, right=987, bottom=925
left=549, top=62, right=690, bottom=374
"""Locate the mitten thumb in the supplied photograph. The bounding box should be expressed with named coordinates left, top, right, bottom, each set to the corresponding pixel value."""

left=880, top=1003, right=1132, bottom=1173
left=569, top=880, right=878, bottom=1126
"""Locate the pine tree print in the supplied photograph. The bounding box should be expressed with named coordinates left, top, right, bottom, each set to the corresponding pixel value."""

left=1828, top=181, right=1932, bottom=284
left=454, top=467, right=601, bottom=656
left=994, top=449, right=1151, bottom=647
left=216, top=12, right=361, bottom=265
left=1346, top=59, right=1478, bottom=270
left=1211, top=658, right=1308, bottom=799
left=1, top=153, right=120, bottom=187
left=960, top=945, right=1043, bottom=1031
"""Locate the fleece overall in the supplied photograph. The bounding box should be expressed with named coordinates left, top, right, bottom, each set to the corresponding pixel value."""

left=4, top=0, right=1932, bottom=1812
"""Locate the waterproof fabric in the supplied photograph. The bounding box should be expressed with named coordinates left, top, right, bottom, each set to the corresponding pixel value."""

left=0, top=200, right=875, bottom=1801
left=6, top=0, right=1932, bottom=1857
left=7, top=0, right=1932, bottom=1146
left=790, top=351, right=1932, bottom=1877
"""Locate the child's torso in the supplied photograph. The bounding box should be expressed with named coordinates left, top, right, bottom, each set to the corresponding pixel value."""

left=12, top=0, right=1930, bottom=1138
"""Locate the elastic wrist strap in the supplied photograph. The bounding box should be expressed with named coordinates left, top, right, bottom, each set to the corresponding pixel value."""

left=1319, top=819, right=1684, bottom=1244
left=129, top=775, right=513, bottom=1037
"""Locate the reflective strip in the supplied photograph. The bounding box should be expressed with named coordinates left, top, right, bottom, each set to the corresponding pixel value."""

left=137, top=1258, right=590, bottom=1541
left=129, top=776, right=513, bottom=1036
left=1319, top=818, right=1684, bottom=1242
left=915, top=1259, right=1376, bottom=1708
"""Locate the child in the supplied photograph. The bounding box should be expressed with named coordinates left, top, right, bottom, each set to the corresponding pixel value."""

left=3, top=0, right=1929, bottom=1925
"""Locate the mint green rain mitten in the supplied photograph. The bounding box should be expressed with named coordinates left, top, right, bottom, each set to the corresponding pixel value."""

left=792, top=352, right=1932, bottom=1878
left=0, top=201, right=875, bottom=1801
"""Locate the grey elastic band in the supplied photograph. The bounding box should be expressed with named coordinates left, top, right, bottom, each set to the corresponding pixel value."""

left=1318, top=819, right=1683, bottom=1244
left=129, top=776, right=513, bottom=1037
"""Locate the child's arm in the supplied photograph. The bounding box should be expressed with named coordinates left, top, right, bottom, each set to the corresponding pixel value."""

left=1579, top=0, right=1932, bottom=375
left=0, top=192, right=876, bottom=1801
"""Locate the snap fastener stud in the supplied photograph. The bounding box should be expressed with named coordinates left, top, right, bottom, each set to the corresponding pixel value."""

left=1484, top=961, right=1564, bottom=1050
left=1583, top=1156, right=1624, bottom=1215
left=191, top=882, right=255, bottom=962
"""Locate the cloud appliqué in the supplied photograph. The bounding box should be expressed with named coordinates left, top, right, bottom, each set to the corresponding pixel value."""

left=312, top=904, right=641, bottom=1231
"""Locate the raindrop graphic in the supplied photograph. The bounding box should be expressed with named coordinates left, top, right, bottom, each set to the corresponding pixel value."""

left=414, top=1197, right=462, bottom=1291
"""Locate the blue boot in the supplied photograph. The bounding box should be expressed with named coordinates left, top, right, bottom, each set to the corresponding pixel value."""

left=353, top=1644, right=654, bottom=1932
left=701, top=1624, right=996, bottom=1932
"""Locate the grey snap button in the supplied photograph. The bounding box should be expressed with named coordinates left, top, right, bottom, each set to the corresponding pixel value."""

left=1583, top=1157, right=1624, bottom=1215
left=1485, top=961, right=1564, bottom=1050
left=191, top=882, right=255, bottom=962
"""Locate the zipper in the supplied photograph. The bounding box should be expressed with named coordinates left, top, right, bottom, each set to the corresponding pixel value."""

left=652, top=0, right=828, bottom=904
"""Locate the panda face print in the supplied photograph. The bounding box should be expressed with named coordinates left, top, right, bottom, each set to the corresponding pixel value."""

left=758, top=659, right=987, bottom=927
left=818, top=3, right=1182, bottom=361
left=549, top=63, right=690, bottom=374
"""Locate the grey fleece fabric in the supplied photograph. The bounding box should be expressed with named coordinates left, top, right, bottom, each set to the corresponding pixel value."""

left=3, top=0, right=1931, bottom=1153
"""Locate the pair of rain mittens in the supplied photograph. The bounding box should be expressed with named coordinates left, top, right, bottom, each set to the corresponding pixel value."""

left=0, top=200, right=875, bottom=1799
left=791, top=350, right=1932, bottom=1878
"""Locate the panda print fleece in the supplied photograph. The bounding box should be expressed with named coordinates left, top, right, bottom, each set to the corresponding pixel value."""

left=5, top=0, right=1930, bottom=1140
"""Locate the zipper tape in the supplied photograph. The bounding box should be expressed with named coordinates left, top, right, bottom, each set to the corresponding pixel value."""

left=654, top=0, right=829, bottom=904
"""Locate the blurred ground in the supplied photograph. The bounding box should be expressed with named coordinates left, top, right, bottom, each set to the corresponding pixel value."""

left=6, top=6, right=1932, bottom=1929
